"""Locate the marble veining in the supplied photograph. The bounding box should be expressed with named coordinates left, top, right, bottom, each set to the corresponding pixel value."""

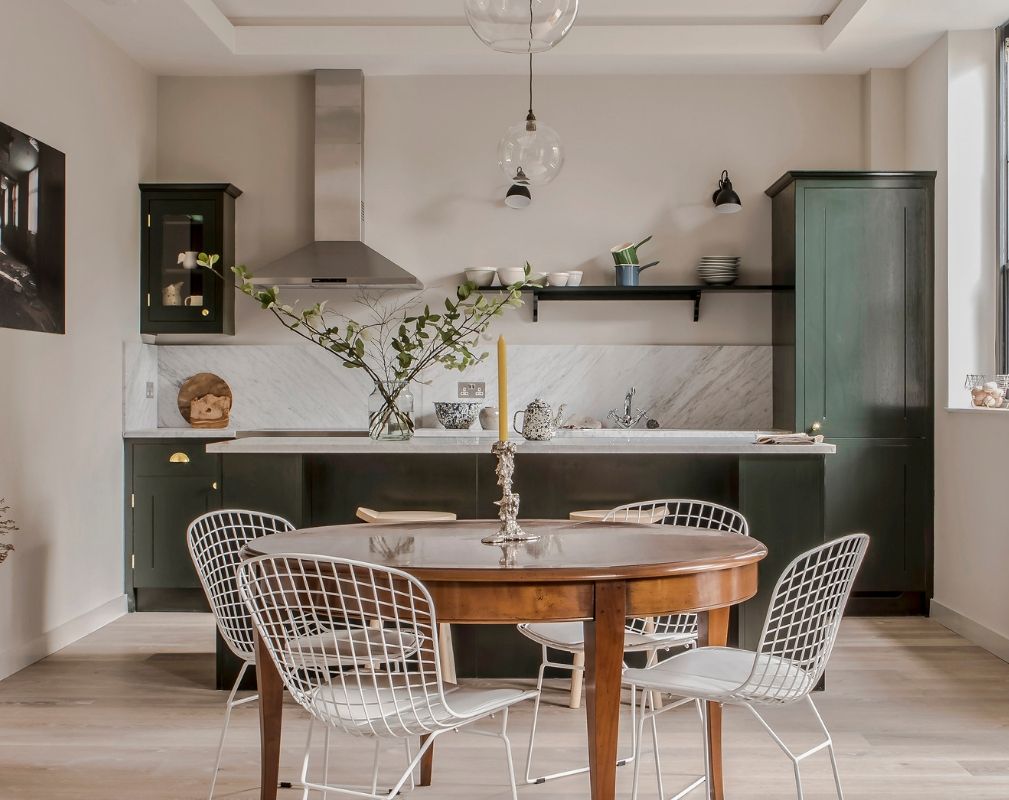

left=141, top=343, right=771, bottom=431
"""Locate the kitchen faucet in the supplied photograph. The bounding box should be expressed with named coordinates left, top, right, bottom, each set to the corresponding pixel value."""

left=608, top=386, right=649, bottom=429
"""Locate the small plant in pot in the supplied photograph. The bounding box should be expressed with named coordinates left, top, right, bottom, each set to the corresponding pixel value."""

left=198, top=255, right=532, bottom=440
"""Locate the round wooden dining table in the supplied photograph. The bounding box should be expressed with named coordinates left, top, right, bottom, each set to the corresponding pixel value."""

left=244, top=519, right=767, bottom=800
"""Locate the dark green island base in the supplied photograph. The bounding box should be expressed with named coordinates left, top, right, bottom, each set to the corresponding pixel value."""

left=215, top=448, right=826, bottom=686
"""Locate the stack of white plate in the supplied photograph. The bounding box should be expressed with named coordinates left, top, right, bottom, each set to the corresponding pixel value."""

left=697, top=256, right=740, bottom=285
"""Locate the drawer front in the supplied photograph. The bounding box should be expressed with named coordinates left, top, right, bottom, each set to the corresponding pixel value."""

left=133, top=442, right=220, bottom=478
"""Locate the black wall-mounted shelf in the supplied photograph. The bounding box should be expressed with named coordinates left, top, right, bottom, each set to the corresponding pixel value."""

left=520, top=284, right=793, bottom=322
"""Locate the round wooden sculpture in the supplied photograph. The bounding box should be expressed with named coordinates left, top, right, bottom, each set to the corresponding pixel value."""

left=177, top=372, right=233, bottom=429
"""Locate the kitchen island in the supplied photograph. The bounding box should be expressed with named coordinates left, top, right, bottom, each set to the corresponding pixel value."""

left=199, top=430, right=832, bottom=680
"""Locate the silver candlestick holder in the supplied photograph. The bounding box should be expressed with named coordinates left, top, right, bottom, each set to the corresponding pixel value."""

left=481, top=440, right=540, bottom=545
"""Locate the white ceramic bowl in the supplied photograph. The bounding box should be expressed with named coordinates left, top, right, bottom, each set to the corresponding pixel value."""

left=548, top=272, right=570, bottom=286
left=527, top=272, right=547, bottom=286
left=497, top=267, right=526, bottom=285
left=567, top=270, right=583, bottom=287
left=464, top=268, right=496, bottom=287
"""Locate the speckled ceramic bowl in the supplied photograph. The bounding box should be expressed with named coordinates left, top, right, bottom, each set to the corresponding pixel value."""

left=434, top=401, right=482, bottom=429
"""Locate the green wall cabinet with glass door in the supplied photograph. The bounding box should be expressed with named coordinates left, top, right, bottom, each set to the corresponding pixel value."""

left=139, top=183, right=240, bottom=335
left=767, top=171, right=935, bottom=609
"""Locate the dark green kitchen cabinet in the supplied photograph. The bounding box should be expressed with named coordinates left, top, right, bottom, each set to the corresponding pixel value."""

left=126, top=440, right=222, bottom=610
left=139, top=184, right=240, bottom=335
left=767, top=172, right=934, bottom=607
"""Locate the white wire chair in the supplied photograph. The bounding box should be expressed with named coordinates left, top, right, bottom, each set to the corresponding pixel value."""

left=187, top=509, right=295, bottom=800
left=517, top=499, right=749, bottom=785
left=623, top=533, right=870, bottom=800
left=237, top=552, right=537, bottom=800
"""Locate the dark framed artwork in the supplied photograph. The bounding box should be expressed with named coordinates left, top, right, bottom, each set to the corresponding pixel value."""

left=0, top=120, right=65, bottom=334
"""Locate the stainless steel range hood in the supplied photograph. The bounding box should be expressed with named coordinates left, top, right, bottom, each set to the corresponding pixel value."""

left=252, top=70, right=422, bottom=289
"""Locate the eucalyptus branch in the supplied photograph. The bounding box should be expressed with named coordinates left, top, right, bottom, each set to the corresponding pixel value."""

left=197, top=252, right=530, bottom=390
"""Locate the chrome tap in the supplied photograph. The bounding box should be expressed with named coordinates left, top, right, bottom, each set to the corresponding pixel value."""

left=608, top=386, right=649, bottom=429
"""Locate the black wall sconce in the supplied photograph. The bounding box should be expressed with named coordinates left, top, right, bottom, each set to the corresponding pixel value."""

left=712, top=170, right=742, bottom=213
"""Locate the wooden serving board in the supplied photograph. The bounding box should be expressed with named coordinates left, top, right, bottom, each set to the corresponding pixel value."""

left=177, top=372, right=233, bottom=429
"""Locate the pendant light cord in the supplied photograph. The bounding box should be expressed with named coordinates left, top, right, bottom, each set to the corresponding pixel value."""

left=527, top=0, right=535, bottom=121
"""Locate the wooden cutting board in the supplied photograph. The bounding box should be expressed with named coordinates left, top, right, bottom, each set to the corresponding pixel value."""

left=177, top=372, right=233, bottom=429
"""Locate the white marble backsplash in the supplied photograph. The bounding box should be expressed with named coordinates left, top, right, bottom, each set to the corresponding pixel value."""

left=125, top=343, right=771, bottom=432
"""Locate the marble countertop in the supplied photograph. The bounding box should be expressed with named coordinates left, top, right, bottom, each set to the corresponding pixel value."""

left=124, top=428, right=237, bottom=439
left=204, top=433, right=835, bottom=455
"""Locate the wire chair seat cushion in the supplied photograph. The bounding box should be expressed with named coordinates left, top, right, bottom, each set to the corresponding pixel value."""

left=282, top=627, right=422, bottom=670
left=623, top=646, right=813, bottom=704
left=308, top=679, right=537, bottom=736
left=518, top=621, right=697, bottom=654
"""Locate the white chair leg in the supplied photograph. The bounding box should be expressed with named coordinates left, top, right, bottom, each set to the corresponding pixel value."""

left=569, top=651, right=585, bottom=708
left=208, top=660, right=251, bottom=800
left=438, top=623, right=457, bottom=684
left=630, top=685, right=649, bottom=800
left=499, top=707, right=520, bottom=800
left=369, top=738, right=381, bottom=797
left=807, top=696, right=845, bottom=800
left=322, top=726, right=332, bottom=800
left=523, top=656, right=549, bottom=783
left=300, top=717, right=315, bottom=800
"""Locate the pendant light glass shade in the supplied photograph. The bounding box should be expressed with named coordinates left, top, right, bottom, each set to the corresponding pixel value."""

left=498, top=115, right=564, bottom=186
left=465, top=0, right=579, bottom=54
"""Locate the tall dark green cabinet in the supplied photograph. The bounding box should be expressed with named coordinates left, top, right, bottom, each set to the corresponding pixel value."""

left=766, top=172, right=934, bottom=610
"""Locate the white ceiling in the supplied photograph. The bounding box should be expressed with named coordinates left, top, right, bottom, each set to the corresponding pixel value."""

left=68, top=0, right=1009, bottom=76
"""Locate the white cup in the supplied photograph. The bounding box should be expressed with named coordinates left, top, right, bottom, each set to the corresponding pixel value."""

left=184, top=295, right=203, bottom=307
left=178, top=251, right=199, bottom=269
left=547, top=272, right=570, bottom=287
left=567, top=270, right=584, bottom=287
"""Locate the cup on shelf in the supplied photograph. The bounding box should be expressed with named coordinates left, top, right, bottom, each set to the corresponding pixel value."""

left=184, top=295, right=204, bottom=307
left=547, top=272, right=570, bottom=287
left=567, top=270, right=583, bottom=287
left=178, top=251, right=199, bottom=269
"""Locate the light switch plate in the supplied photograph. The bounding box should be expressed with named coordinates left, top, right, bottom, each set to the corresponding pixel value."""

left=145, top=381, right=155, bottom=399
left=458, top=381, right=486, bottom=399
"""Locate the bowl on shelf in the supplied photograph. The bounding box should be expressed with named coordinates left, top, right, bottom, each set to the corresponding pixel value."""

left=567, top=270, right=584, bottom=287
left=464, top=268, right=496, bottom=287
left=497, top=267, right=526, bottom=285
left=547, top=272, right=570, bottom=286
left=434, top=401, right=482, bottom=429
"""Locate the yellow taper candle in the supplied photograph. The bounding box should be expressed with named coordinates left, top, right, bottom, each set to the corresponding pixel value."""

left=497, top=335, right=508, bottom=441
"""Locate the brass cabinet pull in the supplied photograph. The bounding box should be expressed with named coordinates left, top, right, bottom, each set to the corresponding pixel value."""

left=169, top=452, right=190, bottom=464
left=201, top=309, right=210, bottom=317
left=211, top=481, right=218, bottom=490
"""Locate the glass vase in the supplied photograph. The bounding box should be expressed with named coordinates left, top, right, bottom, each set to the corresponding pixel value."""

left=368, top=380, right=415, bottom=441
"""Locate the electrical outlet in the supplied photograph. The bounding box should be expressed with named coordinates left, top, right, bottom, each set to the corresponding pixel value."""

left=145, top=381, right=155, bottom=399
left=458, top=381, right=486, bottom=399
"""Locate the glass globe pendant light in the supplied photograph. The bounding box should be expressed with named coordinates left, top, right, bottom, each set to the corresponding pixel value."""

left=498, top=54, right=564, bottom=186
left=464, top=0, right=579, bottom=54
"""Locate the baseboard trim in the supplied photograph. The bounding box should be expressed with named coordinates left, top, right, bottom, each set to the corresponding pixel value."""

left=0, top=594, right=127, bottom=681
left=931, top=599, right=1009, bottom=664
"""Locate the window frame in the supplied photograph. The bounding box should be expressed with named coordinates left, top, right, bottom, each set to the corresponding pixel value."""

left=998, top=22, right=1009, bottom=373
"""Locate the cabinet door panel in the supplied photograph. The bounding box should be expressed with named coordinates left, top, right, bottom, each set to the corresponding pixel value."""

left=802, top=187, right=928, bottom=438
left=146, top=199, right=219, bottom=324
left=133, top=476, right=221, bottom=588
left=825, top=438, right=928, bottom=592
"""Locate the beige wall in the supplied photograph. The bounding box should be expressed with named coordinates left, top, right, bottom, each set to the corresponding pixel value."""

left=0, top=0, right=156, bottom=677
left=907, top=31, right=1009, bottom=649
left=156, top=73, right=865, bottom=346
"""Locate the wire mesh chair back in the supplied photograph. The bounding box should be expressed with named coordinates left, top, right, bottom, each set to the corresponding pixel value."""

left=238, top=553, right=448, bottom=739
left=736, top=533, right=869, bottom=705
left=604, top=499, right=749, bottom=638
left=187, top=509, right=295, bottom=662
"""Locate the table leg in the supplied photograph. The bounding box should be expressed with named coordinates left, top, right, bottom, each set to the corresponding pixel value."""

left=583, top=580, right=627, bottom=800
left=700, top=606, right=730, bottom=800
left=256, top=629, right=283, bottom=800
left=419, top=734, right=434, bottom=786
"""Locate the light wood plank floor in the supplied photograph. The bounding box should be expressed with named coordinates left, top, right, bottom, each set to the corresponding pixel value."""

left=0, top=615, right=1007, bottom=798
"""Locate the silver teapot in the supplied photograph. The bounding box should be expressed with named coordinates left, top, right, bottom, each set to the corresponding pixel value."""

left=513, top=398, right=567, bottom=441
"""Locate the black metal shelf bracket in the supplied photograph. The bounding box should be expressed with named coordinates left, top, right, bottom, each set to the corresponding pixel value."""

left=516, top=283, right=791, bottom=323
